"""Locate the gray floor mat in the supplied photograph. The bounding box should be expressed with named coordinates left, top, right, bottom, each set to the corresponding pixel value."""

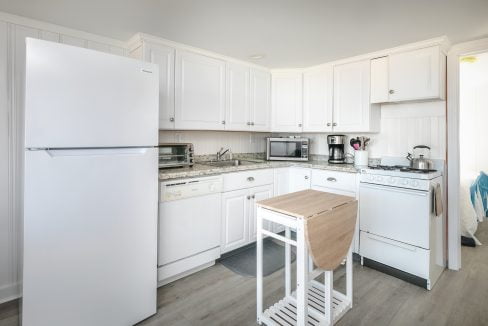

left=220, top=239, right=296, bottom=277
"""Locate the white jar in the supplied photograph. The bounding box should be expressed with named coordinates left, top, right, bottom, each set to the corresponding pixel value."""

left=354, top=150, right=369, bottom=167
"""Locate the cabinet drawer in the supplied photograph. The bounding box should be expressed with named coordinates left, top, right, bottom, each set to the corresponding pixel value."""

left=360, top=231, right=429, bottom=279
left=223, top=169, right=273, bottom=192
left=311, top=169, right=357, bottom=193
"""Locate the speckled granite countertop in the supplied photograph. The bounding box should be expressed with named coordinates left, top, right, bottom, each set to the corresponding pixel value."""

left=159, top=160, right=358, bottom=181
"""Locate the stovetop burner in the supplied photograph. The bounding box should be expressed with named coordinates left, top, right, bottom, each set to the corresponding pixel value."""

left=367, top=165, right=437, bottom=174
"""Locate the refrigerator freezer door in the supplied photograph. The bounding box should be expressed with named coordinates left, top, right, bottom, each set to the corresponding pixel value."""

left=25, top=38, right=159, bottom=148
left=23, top=148, right=158, bottom=326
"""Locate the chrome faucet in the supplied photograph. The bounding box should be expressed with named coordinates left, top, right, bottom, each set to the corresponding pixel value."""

left=217, top=147, right=230, bottom=161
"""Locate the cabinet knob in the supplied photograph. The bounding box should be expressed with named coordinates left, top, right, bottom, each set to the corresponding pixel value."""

left=332, top=122, right=337, bottom=127
left=247, top=195, right=251, bottom=200
left=247, top=122, right=251, bottom=125
left=169, top=117, right=175, bottom=122
left=252, top=195, right=255, bottom=199
left=247, top=176, right=255, bottom=182
left=304, top=176, right=309, bottom=180
left=251, top=122, right=255, bottom=126
left=326, top=177, right=337, bottom=182
left=389, top=89, right=395, bottom=94
left=298, top=123, right=302, bottom=127
left=222, top=120, right=226, bottom=124
left=326, top=123, right=331, bottom=127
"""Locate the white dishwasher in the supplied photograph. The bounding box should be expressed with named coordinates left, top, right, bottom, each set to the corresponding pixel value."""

left=158, top=175, right=223, bottom=285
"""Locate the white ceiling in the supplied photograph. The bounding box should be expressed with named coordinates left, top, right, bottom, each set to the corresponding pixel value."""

left=1, top=0, right=487, bottom=68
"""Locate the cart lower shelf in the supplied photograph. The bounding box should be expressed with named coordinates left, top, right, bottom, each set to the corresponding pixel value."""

left=260, top=281, right=352, bottom=326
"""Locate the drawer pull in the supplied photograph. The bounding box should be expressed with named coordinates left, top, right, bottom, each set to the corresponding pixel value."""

left=247, top=177, right=255, bottom=182
left=326, top=177, right=337, bottom=182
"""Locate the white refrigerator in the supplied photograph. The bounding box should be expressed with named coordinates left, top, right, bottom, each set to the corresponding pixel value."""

left=22, top=38, right=159, bottom=326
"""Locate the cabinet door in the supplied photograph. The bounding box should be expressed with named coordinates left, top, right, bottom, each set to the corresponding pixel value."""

left=370, top=57, right=389, bottom=103
left=144, top=42, right=175, bottom=129
left=250, top=69, right=271, bottom=131
left=271, top=72, right=303, bottom=132
left=175, top=50, right=225, bottom=130
left=333, top=60, right=372, bottom=132
left=273, top=168, right=290, bottom=196
left=289, top=168, right=311, bottom=192
left=389, top=46, right=441, bottom=101
left=226, top=63, right=250, bottom=131
left=249, top=185, right=273, bottom=242
left=221, top=189, right=249, bottom=253
left=303, top=66, right=333, bottom=132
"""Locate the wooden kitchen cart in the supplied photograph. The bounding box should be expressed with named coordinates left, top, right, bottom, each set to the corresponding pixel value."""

left=256, top=190, right=358, bottom=326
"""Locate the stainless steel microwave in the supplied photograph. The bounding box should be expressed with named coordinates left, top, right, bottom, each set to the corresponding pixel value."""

left=266, top=137, right=309, bottom=161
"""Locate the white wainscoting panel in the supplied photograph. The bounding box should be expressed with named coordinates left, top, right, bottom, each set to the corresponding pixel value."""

left=299, top=101, right=446, bottom=159
left=159, top=131, right=270, bottom=155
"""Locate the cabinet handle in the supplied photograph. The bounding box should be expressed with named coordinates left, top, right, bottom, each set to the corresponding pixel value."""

left=222, top=120, right=226, bottom=125
left=247, top=195, right=251, bottom=200
left=169, top=117, right=175, bottom=122
left=247, top=177, right=255, bottom=182
left=326, top=123, right=331, bottom=127
left=332, top=122, right=337, bottom=127
left=389, top=89, right=395, bottom=94
left=304, top=176, right=309, bottom=180
left=326, top=177, right=337, bottom=182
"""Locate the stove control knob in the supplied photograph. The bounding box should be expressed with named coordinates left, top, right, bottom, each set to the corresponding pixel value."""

left=402, top=179, right=409, bottom=185
left=388, top=177, right=395, bottom=184
left=412, top=180, right=419, bottom=187
left=377, top=176, right=383, bottom=182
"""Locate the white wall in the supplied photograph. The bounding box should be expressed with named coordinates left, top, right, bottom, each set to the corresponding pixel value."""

left=159, top=130, right=269, bottom=155
left=460, top=52, right=488, bottom=179
left=301, top=101, right=446, bottom=159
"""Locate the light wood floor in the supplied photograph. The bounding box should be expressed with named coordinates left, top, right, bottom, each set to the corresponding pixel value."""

left=2, top=223, right=488, bottom=326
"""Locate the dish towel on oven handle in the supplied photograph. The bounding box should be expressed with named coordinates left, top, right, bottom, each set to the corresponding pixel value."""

left=434, top=183, right=443, bottom=217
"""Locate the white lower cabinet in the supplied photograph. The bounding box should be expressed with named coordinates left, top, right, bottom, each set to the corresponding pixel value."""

left=221, top=184, right=273, bottom=253
left=289, top=167, right=311, bottom=192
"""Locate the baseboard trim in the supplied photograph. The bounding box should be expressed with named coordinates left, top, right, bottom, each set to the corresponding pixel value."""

left=0, top=282, right=20, bottom=304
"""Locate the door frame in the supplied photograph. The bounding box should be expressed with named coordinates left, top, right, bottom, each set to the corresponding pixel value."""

left=447, top=37, right=488, bottom=270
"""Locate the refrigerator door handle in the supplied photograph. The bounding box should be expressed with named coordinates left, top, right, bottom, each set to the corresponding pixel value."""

left=44, top=147, right=151, bottom=157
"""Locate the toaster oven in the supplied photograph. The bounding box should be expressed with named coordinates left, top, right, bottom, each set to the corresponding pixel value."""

left=158, top=143, right=194, bottom=168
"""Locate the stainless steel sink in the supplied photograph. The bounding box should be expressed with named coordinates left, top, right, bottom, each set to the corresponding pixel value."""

left=201, top=159, right=263, bottom=167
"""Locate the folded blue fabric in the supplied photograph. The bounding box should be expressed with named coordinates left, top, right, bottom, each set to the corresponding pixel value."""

left=470, top=171, right=488, bottom=218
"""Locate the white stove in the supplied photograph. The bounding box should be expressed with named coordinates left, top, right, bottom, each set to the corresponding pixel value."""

left=360, top=165, right=442, bottom=190
left=358, top=159, right=446, bottom=290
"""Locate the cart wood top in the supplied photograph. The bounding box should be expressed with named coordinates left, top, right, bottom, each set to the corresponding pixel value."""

left=256, top=189, right=356, bottom=220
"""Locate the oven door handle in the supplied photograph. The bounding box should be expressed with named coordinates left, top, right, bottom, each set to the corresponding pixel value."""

left=359, top=182, right=429, bottom=197
left=366, top=233, right=417, bottom=252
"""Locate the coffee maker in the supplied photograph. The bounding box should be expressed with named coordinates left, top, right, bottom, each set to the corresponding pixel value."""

left=327, top=135, right=346, bottom=164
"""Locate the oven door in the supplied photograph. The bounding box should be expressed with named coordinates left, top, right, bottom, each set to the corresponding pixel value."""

left=267, top=139, right=307, bottom=160
left=359, top=182, right=430, bottom=249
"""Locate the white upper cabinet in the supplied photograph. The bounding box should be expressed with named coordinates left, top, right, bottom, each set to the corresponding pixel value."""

left=271, top=72, right=303, bottom=132
left=144, top=43, right=175, bottom=129
left=333, top=60, right=380, bottom=132
left=175, top=50, right=226, bottom=130
left=371, top=46, right=446, bottom=103
left=250, top=69, right=271, bottom=132
left=389, top=46, right=445, bottom=102
left=303, top=66, right=333, bottom=132
left=370, top=57, right=389, bottom=104
left=226, top=62, right=250, bottom=131
left=225, top=65, right=271, bottom=132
